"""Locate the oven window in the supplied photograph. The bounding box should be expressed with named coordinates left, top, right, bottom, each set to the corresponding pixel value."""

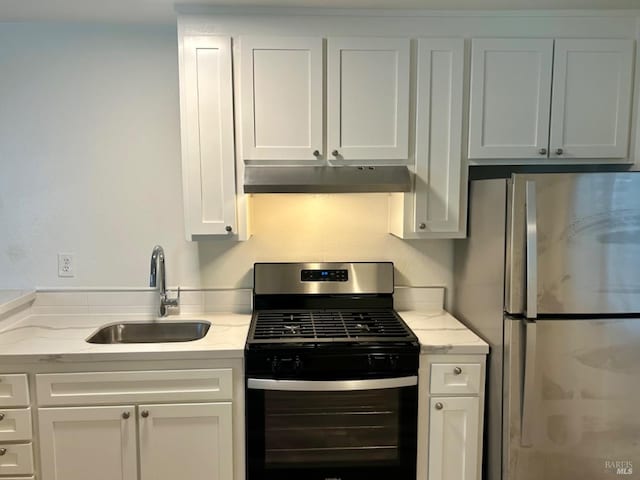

left=264, top=389, right=400, bottom=466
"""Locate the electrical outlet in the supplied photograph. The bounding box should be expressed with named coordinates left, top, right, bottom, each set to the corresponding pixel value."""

left=58, top=253, right=75, bottom=278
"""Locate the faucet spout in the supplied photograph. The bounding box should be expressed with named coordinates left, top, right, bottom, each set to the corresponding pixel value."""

left=149, top=245, right=179, bottom=317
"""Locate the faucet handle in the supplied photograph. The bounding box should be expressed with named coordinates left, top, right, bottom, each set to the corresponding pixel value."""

left=163, top=287, right=180, bottom=308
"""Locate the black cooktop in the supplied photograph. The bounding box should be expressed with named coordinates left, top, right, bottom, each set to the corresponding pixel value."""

left=247, top=308, right=415, bottom=344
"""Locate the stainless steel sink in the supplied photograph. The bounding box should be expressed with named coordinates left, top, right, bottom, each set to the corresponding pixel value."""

left=87, top=321, right=211, bottom=344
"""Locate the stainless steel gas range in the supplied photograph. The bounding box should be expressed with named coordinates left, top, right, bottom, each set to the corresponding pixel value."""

left=245, top=262, right=419, bottom=480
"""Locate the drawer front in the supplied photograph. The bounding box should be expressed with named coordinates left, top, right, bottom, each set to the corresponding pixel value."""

left=0, top=408, right=32, bottom=441
left=0, top=443, right=35, bottom=475
left=36, top=369, right=233, bottom=406
left=430, top=363, right=482, bottom=395
left=0, top=375, right=30, bottom=407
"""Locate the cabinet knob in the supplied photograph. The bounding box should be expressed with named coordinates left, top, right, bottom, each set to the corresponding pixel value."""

left=122, top=412, right=130, bottom=420
left=453, top=366, right=463, bottom=375
left=555, top=148, right=564, bottom=155
left=0, top=448, right=7, bottom=456
left=418, top=223, right=426, bottom=230
left=225, top=225, right=232, bottom=233
left=332, top=150, right=339, bottom=157
left=141, top=410, right=150, bottom=418
left=538, top=148, right=547, bottom=155
left=0, top=413, right=4, bottom=421
left=435, top=402, right=444, bottom=410
left=313, top=150, right=321, bottom=157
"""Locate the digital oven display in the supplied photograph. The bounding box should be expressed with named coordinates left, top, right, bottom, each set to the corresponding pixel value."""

left=301, top=269, right=348, bottom=282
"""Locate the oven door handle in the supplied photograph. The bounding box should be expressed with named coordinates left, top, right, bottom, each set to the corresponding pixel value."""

left=247, top=376, right=418, bottom=391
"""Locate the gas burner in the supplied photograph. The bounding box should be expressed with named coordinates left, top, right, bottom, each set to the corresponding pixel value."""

left=283, top=324, right=300, bottom=335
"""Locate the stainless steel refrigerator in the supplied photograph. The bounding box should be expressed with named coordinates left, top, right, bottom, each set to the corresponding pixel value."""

left=453, top=172, right=640, bottom=480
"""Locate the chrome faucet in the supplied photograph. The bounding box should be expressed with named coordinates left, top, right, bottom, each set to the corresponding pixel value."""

left=149, top=245, right=180, bottom=317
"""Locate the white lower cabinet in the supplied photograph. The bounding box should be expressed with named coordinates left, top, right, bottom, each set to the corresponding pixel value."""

left=427, top=397, right=480, bottom=480
left=38, top=402, right=234, bottom=480
left=139, top=403, right=233, bottom=480
left=39, top=406, right=138, bottom=480
left=418, top=356, right=485, bottom=480
left=34, top=369, right=238, bottom=480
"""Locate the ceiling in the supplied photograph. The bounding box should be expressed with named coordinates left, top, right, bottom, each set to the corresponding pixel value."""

left=2, top=0, right=640, bottom=23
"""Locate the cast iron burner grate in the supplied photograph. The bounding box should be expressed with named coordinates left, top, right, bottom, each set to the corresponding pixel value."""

left=249, top=309, right=413, bottom=343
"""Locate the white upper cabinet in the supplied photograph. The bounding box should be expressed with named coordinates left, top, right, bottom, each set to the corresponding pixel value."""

left=469, top=38, right=553, bottom=160
left=389, top=38, right=466, bottom=239
left=550, top=39, right=634, bottom=159
left=240, top=36, right=323, bottom=161
left=179, top=35, right=237, bottom=238
left=327, top=37, right=410, bottom=161
left=469, top=37, right=634, bottom=161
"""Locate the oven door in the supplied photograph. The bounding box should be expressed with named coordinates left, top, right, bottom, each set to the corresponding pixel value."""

left=246, top=376, right=418, bottom=480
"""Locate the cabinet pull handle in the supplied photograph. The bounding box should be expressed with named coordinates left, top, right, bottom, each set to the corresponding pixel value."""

left=0, top=448, right=6, bottom=456
left=141, top=410, right=150, bottom=418
left=418, top=223, right=426, bottom=230
left=225, top=225, right=232, bottom=233
left=453, top=366, right=463, bottom=375
left=538, top=148, right=547, bottom=155
left=435, top=402, right=444, bottom=410
left=555, top=148, right=563, bottom=155
left=122, top=412, right=130, bottom=420
left=332, top=150, right=339, bottom=157
left=313, top=150, right=320, bottom=157
left=0, top=413, right=4, bottom=421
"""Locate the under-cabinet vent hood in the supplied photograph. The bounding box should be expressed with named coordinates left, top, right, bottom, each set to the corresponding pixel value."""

left=244, top=166, right=412, bottom=193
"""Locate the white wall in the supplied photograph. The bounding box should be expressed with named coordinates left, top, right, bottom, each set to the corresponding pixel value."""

left=0, top=22, right=453, bottom=292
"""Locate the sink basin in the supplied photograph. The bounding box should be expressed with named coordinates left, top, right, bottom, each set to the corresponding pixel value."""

left=87, top=321, right=211, bottom=344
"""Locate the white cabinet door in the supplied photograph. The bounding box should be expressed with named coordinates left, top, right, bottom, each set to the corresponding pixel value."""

left=327, top=37, right=410, bottom=161
left=550, top=39, right=634, bottom=159
left=38, top=406, right=137, bottom=480
left=388, top=38, right=465, bottom=239
left=428, top=397, right=480, bottom=480
left=469, top=38, right=553, bottom=159
left=179, top=35, right=237, bottom=238
left=240, top=36, right=323, bottom=161
left=414, top=38, right=465, bottom=235
left=139, top=402, right=233, bottom=480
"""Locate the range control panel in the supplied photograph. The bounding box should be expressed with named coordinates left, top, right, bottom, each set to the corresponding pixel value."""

left=301, top=269, right=348, bottom=282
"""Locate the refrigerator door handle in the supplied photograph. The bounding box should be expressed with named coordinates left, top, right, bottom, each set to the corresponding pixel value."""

left=521, top=319, right=537, bottom=447
left=525, top=180, right=538, bottom=319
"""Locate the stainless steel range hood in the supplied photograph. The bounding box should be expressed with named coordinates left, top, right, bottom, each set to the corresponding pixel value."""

left=244, top=166, right=412, bottom=193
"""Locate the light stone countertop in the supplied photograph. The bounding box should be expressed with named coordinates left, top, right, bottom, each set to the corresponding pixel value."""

left=0, top=291, right=487, bottom=361
left=398, top=310, right=489, bottom=355
left=0, top=290, right=36, bottom=316
left=0, top=312, right=251, bottom=362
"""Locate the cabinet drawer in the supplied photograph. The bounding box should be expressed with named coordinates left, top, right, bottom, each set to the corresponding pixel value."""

left=36, top=369, right=233, bottom=406
left=430, top=363, right=482, bottom=395
left=0, top=408, right=32, bottom=441
left=0, top=375, right=30, bottom=407
left=0, top=443, right=34, bottom=475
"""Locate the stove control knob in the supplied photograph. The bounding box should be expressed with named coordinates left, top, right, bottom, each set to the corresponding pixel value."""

left=294, top=356, right=303, bottom=372
left=390, top=355, right=399, bottom=370
left=270, top=356, right=279, bottom=373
